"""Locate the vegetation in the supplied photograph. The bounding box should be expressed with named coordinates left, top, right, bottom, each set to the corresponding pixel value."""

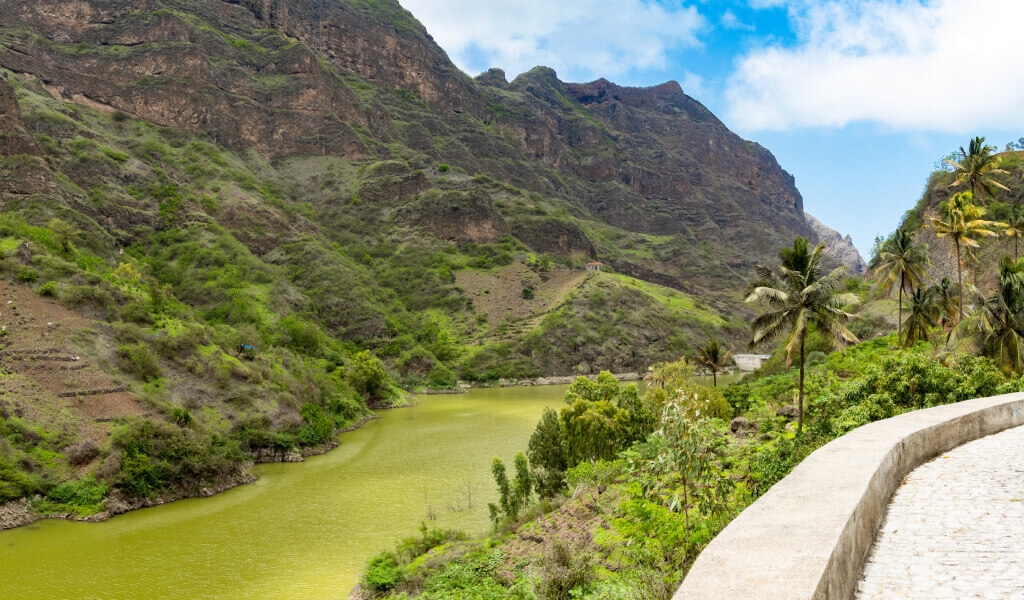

left=872, top=228, right=930, bottom=345
left=929, top=191, right=1004, bottom=322
left=746, top=237, right=859, bottom=432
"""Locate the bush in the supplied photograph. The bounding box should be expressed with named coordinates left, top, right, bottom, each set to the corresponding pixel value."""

left=64, top=440, right=100, bottom=465
left=38, top=281, right=57, bottom=296
left=362, top=552, right=403, bottom=593
left=426, top=362, right=457, bottom=388
left=117, top=343, right=161, bottom=380
left=37, top=476, right=108, bottom=516
left=16, top=265, right=38, bottom=282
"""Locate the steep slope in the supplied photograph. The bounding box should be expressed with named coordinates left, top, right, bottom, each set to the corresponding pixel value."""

left=0, top=0, right=870, bottom=369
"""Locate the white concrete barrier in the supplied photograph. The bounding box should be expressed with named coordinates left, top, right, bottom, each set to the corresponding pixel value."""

left=674, top=392, right=1024, bottom=600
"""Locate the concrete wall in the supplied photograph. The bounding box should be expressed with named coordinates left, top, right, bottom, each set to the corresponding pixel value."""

left=674, top=392, right=1024, bottom=600
left=734, top=354, right=771, bottom=372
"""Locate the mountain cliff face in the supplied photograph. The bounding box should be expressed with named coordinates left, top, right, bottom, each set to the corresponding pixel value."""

left=0, top=0, right=859, bottom=375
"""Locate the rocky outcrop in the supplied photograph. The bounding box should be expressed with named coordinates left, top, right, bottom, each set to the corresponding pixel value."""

left=401, top=189, right=510, bottom=244
left=510, top=217, right=596, bottom=258
left=805, top=213, right=867, bottom=274
left=0, top=75, right=39, bottom=156
left=0, top=0, right=855, bottom=299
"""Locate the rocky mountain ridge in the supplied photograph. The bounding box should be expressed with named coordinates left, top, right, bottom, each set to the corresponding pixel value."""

left=0, top=0, right=864, bottom=373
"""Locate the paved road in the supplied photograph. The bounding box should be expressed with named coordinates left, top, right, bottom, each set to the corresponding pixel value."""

left=856, top=425, right=1024, bottom=599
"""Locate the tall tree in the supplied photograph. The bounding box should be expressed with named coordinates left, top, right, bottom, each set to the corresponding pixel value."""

left=903, top=286, right=940, bottom=345
left=944, top=136, right=1010, bottom=204
left=746, top=237, right=859, bottom=433
left=1004, top=204, right=1024, bottom=259
left=951, top=257, right=1024, bottom=374
left=695, top=339, right=733, bottom=386
left=929, top=191, right=1004, bottom=322
left=928, top=276, right=960, bottom=332
left=872, top=228, right=931, bottom=345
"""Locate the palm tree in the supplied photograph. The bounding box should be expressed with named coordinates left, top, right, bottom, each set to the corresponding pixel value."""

left=944, top=136, right=1010, bottom=205
left=1004, top=204, right=1024, bottom=259
left=746, top=237, right=859, bottom=433
left=928, top=276, right=960, bottom=331
left=929, top=191, right=1004, bottom=322
left=903, top=286, right=939, bottom=345
left=872, top=228, right=930, bottom=345
left=696, top=339, right=733, bottom=386
left=950, top=257, right=1024, bottom=374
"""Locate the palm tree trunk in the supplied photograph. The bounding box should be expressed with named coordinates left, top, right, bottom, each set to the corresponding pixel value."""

left=712, top=370, right=717, bottom=387
left=955, top=236, right=964, bottom=323
left=898, top=271, right=905, bottom=345
left=797, top=337, right=805, bottom=434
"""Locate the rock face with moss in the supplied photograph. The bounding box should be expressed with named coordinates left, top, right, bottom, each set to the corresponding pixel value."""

left=0, top=0, right=859, bottom=274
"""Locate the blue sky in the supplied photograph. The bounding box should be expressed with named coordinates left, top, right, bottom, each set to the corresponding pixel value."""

left=400, top=0, right=1024, bottom=259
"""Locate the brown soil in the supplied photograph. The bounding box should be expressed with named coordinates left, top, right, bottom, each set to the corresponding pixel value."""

left=0, top=280, right=148, bottom=447
left=500, top=486, right=623, bottom=579
left=456, top=264, right=587, bottom=340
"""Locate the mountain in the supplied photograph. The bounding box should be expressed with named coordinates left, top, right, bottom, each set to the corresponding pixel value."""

left=0, top=0, right=864, bottom=515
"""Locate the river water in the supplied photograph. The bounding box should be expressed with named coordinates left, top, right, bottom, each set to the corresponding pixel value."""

left=0, top=375, right=737, bottom=599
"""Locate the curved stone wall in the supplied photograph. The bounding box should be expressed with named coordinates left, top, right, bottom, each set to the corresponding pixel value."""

left=673, top=392, right=1024, bottom=600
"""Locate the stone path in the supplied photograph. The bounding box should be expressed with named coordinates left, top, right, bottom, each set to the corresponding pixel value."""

left=856, top=425, right=1024, bottom=599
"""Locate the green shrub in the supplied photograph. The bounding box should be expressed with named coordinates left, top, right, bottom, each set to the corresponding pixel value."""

left=117, top=343, right=162, bottom=380
left=36, top=476, right=108, bottom=516
left=362, top=552, right=403, bottom=593
left=438, top=163, right=450, bottom=172
left=16, top=265, right=38, bottom=282
left=426, top=362, right=457, bottom=388
left=38, top=281, right=57, bottom=296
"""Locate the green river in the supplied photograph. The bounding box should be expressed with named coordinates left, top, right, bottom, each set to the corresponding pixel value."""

left=0, top=376, right=737, bottom=599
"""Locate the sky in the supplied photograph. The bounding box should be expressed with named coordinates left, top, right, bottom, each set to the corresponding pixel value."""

left=398, top=0, right=1024, bottom=259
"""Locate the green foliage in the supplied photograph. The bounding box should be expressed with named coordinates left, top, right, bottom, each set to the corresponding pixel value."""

left=110, top=417, right=245, bottom=499
left=35, top=476, right=108, bottom=516
left=38, top=281, right=58, bottom=296
left=16, top=265, right=38, bottom=282
left=117, top=343, right=162, bottom=381
left=531, top=541, right=595, bottom=600
left=527, top=408, right=567, bottom=498
left=559, top=372, right=653, bottom=466
left=348, top=350, right=393, bottom=405
left=362, top=552, right=404, bottom=594
left=487, top=451, right=533, bottom=524
left=426, top=362, right=456, bottom=389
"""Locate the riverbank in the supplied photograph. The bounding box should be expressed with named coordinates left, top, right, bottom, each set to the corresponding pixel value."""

left=0, top=414, right=382, bottom=531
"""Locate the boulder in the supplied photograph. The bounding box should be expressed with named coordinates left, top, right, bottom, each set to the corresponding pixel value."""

left=729, top=416, right=750, bottom=435
left=776, top=405, right=799, bottom=421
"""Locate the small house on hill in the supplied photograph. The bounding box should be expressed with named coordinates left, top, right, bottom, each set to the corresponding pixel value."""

left=586, top=262, right=603, bottom=271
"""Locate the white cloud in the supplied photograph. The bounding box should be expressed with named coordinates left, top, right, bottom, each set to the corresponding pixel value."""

left=681, top=70, right=709, bottom=99
left=721, top=9, right=755, bottom=31
left=399, top=0, right=705, bottom=81
left=726, top=0, right=1024, bottom=132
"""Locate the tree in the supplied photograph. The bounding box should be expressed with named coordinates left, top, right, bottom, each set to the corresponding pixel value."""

left=871, top=228, right=930, bottom=345
left=903, top=286, right=940, bottom=345
left=527, top=408, right=568, bottom=499
left=746, top=237, right=859, bottom=433
left=695, top=339, right=733, bottom=386
left=557, top=372, right=653, bottom=466
left=928, top=276, right=960, bottom=331
left=944, top=136, right=1009, bottom=204
left=950, top=257, right=1024, bottom=374
left=929, top=191, right=1004, bottom=322
left=1004, top=204, right=1024, bottom=259
left=487, top=451, right=533, bottom=523
left=347, top=350, right=391, bottom=406
left=47, top=218, right=78, bottom=254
